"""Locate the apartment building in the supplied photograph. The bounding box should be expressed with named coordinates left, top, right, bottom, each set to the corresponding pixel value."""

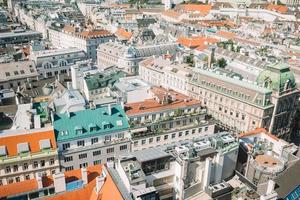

left=0, top=30, right=42, bottom=47
left=48, top=25, right=115, bottom=61
left=29, top=47, right=86, bottom=78
left=97, top=42, right=178, bottom=75
left=125, top=86, right=215, bottom=151
left=188, top=69, right=275, bottom=133
left=53, top=104, right=131, bottom=171
left=139, top=56, right=192, bottom=95
left=0, top=60, right=38, bottom=90
left=0, top=127, right=60, bottom=185
left=113, top=132, right=239, bottom=200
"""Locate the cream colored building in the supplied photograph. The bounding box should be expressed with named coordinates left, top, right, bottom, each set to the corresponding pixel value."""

left=0, top=127, right=60, bottom=185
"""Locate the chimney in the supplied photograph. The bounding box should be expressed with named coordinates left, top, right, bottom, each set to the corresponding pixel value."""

left=107, top=104, right=111, bottom=115
left=81, top=167, right=88, bottom=185
left=53, top=172, right=66, bottom=193
left=120, top=101, right=124, bottom=109
left=67, top=82, right=71, bottom=90
left=202, top=157, right=212, bottom=190
left=96, top=176, right=105, bottom=194
left=266, top=180, right=275, bottom=195
left=36, top=173, right=43, bottom=189
left=208, top=47, right=215, bottom=68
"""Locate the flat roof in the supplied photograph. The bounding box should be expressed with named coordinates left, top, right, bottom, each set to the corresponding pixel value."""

left=132, top=147, right=170, bottom=162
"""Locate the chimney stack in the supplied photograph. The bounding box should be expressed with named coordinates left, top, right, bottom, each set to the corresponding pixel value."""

left=107, top=104, right=111, bottom=115
left=81, top=167, right=88, bottom=185
left=53, top=172, right=66, bottom=193
left=208, top=47, right=215, bottom=68
left=266, top=180, right=275, bottom=195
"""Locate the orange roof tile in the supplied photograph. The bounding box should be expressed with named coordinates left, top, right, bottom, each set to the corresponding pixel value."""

left=180, top=4, right=212, bottom=14
left=0, top=165, right=124, bottom=200
left=177, top=36, right=218, bottom=48
left=125, top=87, right=200, bottom=116
left=239, top=128, right=279, bottom=141
left=162, top=10, right=182, bottom=19
left=115, top=28, right=132, bottom=40
left=267, top=4, right=288, bottom=14
left=0, top=129, right=57, bottom=157
left=0, top=179, right=38, bottom=198
left=80, top=30, right=113, bottom=39
left=216, top=30, right=236, bottom=39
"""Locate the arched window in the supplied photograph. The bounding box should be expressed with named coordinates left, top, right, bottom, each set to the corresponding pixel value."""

left=58, top=59, right=68, bottom=67
left=284, top=79, right=291, bottom=91
left=43, top=62, right=53, bottom=69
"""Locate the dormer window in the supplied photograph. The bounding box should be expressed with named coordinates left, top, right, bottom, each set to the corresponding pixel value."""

left=0, top=146, right=7, bottom=157
left=89, top=123, right=98, bottom=132
left=39, top=139, right=51, bottom=150
left=17, top=143, right=29, bottom=154
left=75, top=126, right=83, bottom=134
left=102, top=121, right=111, bottom=129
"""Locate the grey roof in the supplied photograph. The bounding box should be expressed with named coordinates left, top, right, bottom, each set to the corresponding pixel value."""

left=275, top=160, right=300, bottom=198
left=132, top=147, right=170, bottom=162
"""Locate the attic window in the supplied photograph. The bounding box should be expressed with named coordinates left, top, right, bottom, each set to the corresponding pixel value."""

left=102, top=121, right=111, bottom=129
left=75, top=126, right=83, bottom=134
left=60, top=131, right=68, bottom=136
left=0, top=146, right=6, bottom=156
left=89, top=123, right=97, bottom=132
left=39, top=139, right=51, bottom=150
left=17, top=143, right=29, bottom=154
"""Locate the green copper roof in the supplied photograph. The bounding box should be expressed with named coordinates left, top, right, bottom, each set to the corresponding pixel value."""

left=53, top=104, right=129, bottom=142
left=84, top=71, right=125, bottom=91
left=256, top=63, right=297, bottom=93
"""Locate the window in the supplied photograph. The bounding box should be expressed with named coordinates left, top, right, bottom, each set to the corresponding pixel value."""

left=192, top=129, right=196, bottom=134
left=164, top=135, right=168, bottom=140
left=6, top=166, right=11, bottom=173
left=79, top=153, right=87, bottom=159
left=14, top=71, right=19, bottom=75
left=93, top=150, right=101, bottom=156
left=64, top=156, right=73, bottom=163
left=15, top=177, right=20, bottom=182
left=8, top=178, right=13, bottom=184
left=41, top=160, right=45, bottom=167
left=134, top=141, right=138, bottom=147
left=149, top=138, right=153, bottom=143
left=13, top=165, right=18, bottom=172
left=178, top=132, right=182, bottom=137
left=91, top=138, right=98, bottom=144
left=236, top=112, right=239, bottom=118
left=205, top=126, right=208, bottom=131
left=107, top=147, right=114, bottom=154
left=33, top=161, right=38, bottom=168
left=107, top=157, right=114, bottom=162
left=0, top=179, right=2, bottom=186
left=120, top=145, right=127, bottom=151
left=142, top=139, right=146, bottom=145
left=65, top=166, right=74, bottom=171
left=105, top=135, right=111, bottom=141
left=50, top=159, right=55, bottom=165
left=62, top=143, right=70, bottom=150
left=198, top=128, right=202, bottom=133
left=117, top=133, right=124, bottom=139
left=20, top=70, right=25, bottom=74
left=185, top=130, right=189, bottom=136
left=79, top=163, right=88, bottom=168
left=23, top=163, right=28, bottom=170
left=77, top=140, right=85, bottom=147
left=156, top=136, right=161, bottom=142
left=172, top=133, right=176, bottom=139
left=94, top=160, right=101, bottom=165
left=25, top=175, right=30, bottom=180
left=242, top=114, right=245, bottom=120
left=5, top=72, right=10, bottom=77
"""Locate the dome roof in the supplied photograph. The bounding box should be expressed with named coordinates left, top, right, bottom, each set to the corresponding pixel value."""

left=256, top=63, right=296, bottom=93
left=123, top=46, right=136, bottom=58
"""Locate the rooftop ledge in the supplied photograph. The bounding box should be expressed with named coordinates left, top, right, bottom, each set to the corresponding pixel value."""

left=0, top=149, right=58, bottom=164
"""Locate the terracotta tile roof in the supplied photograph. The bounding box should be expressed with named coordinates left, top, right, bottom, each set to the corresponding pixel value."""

left=216, top=30, right=236, bottom=39
left=115, top=28, right=132, bottom=40
left=267, top=4, right=288, bottom=14
left=80, top=30, right=113, bottom=39
left=125, top=86, right=200, bottom=116
left=195, top=44, right=208, bottom=51
left=0, top=179, right=38, bottom=198
left=198, top=20, right=235, bottom=28
left=162, top=10, right=182, bottom=19
left=63, top=25, right=76, bottom=33
left=0, top=165, right=123, bottom=200
left=239, top=128, right=279, bottom=141
left=177, top=36, right=218, bottom=48
left=179, top=4, right=212, bottom=15
left=0, top=129, right=57, bottom=157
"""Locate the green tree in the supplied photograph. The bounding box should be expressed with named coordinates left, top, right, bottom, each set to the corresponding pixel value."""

left=217, top=58, right=227, bottom=68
